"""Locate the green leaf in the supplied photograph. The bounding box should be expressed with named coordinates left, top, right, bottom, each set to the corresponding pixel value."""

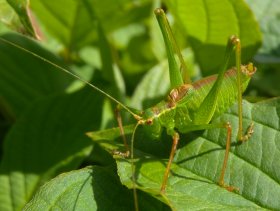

left=0, top=88, right=104, bottom=211
left=90, top=99, right=280, bottom=210
left=88, top=125, right=134, bottom=142
left=167, top=0, right=262, bottom=75
left=24, top=166, right=170, bottom=211
left=24, top=167, right=99, bottom=210
left=23, top=167, right=117, bottom=211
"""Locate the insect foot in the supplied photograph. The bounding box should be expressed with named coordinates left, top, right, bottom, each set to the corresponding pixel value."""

left=219, top=181, right=240, bottom=193
left=111, top=149, right=130, bottom=158
left=239, top=122, right=254, bottom=142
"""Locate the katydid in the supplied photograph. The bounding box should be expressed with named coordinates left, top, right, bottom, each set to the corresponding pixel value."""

left=119, top=8, right=255, bottom=193
left=0, top=7, right=256, bottom=209
left=146, top=8, right=256, bottom=192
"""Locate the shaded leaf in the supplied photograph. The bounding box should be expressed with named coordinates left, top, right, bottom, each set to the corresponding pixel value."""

left=0, top=88, right=104, bottom=211
left=0, top=33, right=72, bottom=118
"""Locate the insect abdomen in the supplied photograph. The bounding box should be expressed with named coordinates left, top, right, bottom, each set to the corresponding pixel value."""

left=188, top=64, right=256, bottom=121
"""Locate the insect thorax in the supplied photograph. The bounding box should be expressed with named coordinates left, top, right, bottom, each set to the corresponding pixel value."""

left=139, top=84, right=195, bottom=137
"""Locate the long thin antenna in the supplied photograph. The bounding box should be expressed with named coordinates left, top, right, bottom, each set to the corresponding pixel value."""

left=0, top=37, right=141, bottom=119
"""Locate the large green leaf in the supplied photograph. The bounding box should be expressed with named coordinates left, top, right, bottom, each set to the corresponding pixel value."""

left=89, top=99, right=280, bottom=210
left=167, top=0, right=262, bottom=75
left=24, top=166, right=170, bottom=211
left=23, top=167, right=99, bottom=210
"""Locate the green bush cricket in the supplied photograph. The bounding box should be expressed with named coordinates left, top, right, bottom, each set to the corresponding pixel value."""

left=112, top=8, right=255, bottom=199
left=147, top=8, right=256, bottom=191
left=0, top=7, right=257, bottom=211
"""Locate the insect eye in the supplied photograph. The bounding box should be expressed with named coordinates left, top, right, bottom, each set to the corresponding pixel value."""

left=146, top=119, right=153, bottom=125
left=169, top=89, right=178, bottom=101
